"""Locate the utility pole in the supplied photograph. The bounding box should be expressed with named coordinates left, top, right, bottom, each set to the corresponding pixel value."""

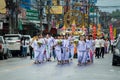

left=15, top=0, right=19, bottom=33
left=37, top=0, right=43, bottom=33
left=40, top=0, right=43, bottom=33
left=87, top=1, right=90, bottom=34
left=47, top=1, right=51, bottom=32
left=6, top=0, right=13, bottom=34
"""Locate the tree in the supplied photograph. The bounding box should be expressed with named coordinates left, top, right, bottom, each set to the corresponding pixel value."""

left=110, top=9, right=120, bottom=19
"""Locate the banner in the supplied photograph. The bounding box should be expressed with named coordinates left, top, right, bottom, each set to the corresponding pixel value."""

left=113, top=28, right=116, bottom=38
left=46, top=6, right=63, bottom=14
left=97, top=24, right=101, bottom=37
left=0, top=0, right=6, bottom=14
left=109, top=24, right=114, bottom=40
left=18, top=19, right=23, bottom=30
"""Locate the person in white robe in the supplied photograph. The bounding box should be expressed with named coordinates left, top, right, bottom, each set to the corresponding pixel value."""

left=64, top=35, right=70, bottom=63
left=54, top=35, right=62, bottom=64
left=45, top=34, right=52, bottom=61
left=77, top=36, right=87, bottom=66
left=89, top=35, right=95, bottom=63
left=69, top=35, right=75, bottom=60
left=31, top=36, right=40, bottom=64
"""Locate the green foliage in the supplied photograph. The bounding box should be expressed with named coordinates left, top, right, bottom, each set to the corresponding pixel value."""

left=110, top=9, right=120, bottom=19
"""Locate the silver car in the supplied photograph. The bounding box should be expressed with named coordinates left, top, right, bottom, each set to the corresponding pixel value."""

left=4, top=34, right=22, bottom=56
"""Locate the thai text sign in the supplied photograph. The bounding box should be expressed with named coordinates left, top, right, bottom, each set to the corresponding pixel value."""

left=46, top=6, right=63, bottom=14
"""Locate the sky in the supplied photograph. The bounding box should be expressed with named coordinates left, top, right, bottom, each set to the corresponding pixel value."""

left=96, top=0, right=120, bottom=12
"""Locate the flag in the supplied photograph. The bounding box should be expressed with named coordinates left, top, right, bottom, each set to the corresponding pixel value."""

left=18, top=19, right=23, bottom=30
left=0, top=0, right=6, bottom=14
left=109, top=24, right=114, bottom=40
left=61, top=24, right=66, bottom=30
left=113, top=28, right=116, bottom=38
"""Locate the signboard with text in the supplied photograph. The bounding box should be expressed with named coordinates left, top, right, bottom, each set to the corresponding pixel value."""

left=89, top=0, right=97, bottom=4
left=26, top=10, right=39, bottom=20
left=46, top=6, right=63, bottom=14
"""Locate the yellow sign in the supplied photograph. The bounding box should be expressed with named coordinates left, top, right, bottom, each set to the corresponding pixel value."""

left=0, top=0, right=6, bottom=14
left=97, top=24, right=101, bottom=36
left=46, top=6, right=63, bottom=14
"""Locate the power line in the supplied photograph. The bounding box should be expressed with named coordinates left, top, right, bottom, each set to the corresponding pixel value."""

left=98, top=6, right=120, bottom=8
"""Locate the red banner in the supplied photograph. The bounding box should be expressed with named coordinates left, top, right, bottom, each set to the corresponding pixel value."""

left=109, top=24, right=114, bottom=40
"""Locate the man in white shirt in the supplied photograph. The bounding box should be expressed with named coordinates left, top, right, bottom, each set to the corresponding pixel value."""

left=94, top=37, right=101, bottom=58
left=100, top=37, right=105, bottom=58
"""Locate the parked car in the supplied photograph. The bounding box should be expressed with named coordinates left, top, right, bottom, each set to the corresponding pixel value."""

left=112, top=37, right=120, bottom=66
left=0, top=36, right=8, bottom=59
left=4, top=34, right=22, bottom=56
left=22, top=35, right=31, bottom=55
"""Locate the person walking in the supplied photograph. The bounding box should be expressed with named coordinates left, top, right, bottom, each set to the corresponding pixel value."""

left=77, top=35, right=87, bottom=66
left=100, top=37, right=105, bottom=58
left=69, top=34, right=75, bottom=61
left=31, top=36, right=39, bottom=64
left=105, top=38, right=110, bottom=53
left=29, top=38, right=34, bottom=59
left=64, top=35, right=70, bottom=64
left=45, top=34, right=52, bottom=61
left=21, top=36, right=27, bottom=57
left=88, top=35, right=95, bottom=63
left=94, top=37, right=101, bottom=59
left=54, top=35, right=62, bottom=65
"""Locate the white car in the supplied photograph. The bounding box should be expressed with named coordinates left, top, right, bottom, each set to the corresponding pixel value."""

left=0, top=36, right=8, bottom=59
left=22, top=35, right=31, bottom=55
left=4, top=34, right=22, bottom=56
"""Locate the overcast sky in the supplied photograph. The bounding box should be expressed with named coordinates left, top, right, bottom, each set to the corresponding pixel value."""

left=96, top=0, right=120, bottom=12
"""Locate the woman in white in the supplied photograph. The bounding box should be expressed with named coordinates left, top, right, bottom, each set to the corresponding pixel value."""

left=89, top=35, right=95, bottom=63
left=69, top=35, right=75, bottom=61
left=54, top=35, right=62, bottom=64
left=64, top=35, right=70, bottom=64
left=31, top=35, right=40, bottom=64
left=77, top=36, right=87, bottom=66
left=85, top=35, right=91, bottom=63
left=45, top=34, right=52, bottom=61
left=105, top=38, right=110, bottom=53
left=31, top=34, right=45, bottom=64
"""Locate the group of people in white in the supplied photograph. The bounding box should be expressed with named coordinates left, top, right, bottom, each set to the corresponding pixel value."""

left=31, top=33, right=110, bottom=66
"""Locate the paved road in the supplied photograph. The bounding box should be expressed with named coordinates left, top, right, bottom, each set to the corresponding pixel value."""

left=0, top=53, right=120, bottom=80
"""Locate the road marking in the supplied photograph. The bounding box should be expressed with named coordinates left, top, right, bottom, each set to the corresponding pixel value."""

left=10, top=63, right=33, bottom=70
left=0, top=63, right=33, bottom=73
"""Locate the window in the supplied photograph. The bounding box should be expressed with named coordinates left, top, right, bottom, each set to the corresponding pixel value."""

left=4, top=36, right=20, bottom=40
left=0, top=37, right=3, bottom=43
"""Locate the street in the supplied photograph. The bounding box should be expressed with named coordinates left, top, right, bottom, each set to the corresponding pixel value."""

left=0, top=53, right=120, bottom=80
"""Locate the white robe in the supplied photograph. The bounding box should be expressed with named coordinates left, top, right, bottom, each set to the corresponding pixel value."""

left=54, top=39, right=62, bottom=61
left=77, top=41, right=87, bottom=63
left=69, top=37, right=74, bottom=59
left=31, top=40, right=41, bottom=61
left=64, top=39, right=70, bottom=60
